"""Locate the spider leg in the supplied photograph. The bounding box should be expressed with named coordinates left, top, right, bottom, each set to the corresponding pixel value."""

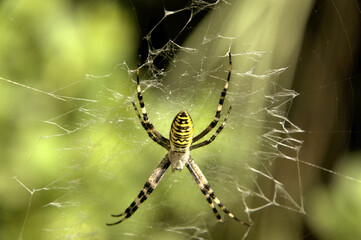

left=132, top=101, right=169, bottom=150
left=190, top=105, right=231, bottom=150
left=107, top=155, right=171, bottom=226
left=192, top=52, right=232, bottom=143
left=185, top=161, right=224, bottom=223
left=187, top=158, right=250, bottom=227
left=135, top=66, right=170, bottom=146
left=206, top=185, right=250, bottom=227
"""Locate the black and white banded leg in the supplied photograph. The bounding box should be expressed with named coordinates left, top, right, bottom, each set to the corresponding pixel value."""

left=135, top=66, right=169, bottom=146
left=132, top=101, right=169, bottom=150
left=191, top=105, right=232, bottom=150
left=192, top=52, right=232, bottom=143
left=185, top=161, right=224, bottom=223
left=106, top=155, right=171, bottom=226
left=187, top=158, right=250, bottom=227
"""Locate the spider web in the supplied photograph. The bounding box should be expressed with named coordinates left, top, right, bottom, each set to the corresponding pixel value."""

left=1, top=0, right=361, bottom=240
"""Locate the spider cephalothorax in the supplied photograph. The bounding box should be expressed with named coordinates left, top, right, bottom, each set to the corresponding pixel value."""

left=107, top=52, right=249, bottom=227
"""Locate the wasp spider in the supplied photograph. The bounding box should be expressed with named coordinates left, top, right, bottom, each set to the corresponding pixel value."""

left=107, top=52, right=249, bottom=227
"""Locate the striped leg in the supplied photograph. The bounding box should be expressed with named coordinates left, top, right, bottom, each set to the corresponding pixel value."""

left=205, top=184, right=250, bottom=227
left=132, top=101, right=169, bottom=150
left=192, top=52, right=232, bottom=143
left=107, top=155, right=171, bottom=226
left=191, top=105, right=232, bottom=150
left=187, top=158, right=250, bottom=227
left=185, top=161, right=224, bottom=223
left=135, top=66, right=169, bottom=145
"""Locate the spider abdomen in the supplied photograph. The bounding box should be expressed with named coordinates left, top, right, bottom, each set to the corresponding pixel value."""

left=170, top=110, right=193, bottom=152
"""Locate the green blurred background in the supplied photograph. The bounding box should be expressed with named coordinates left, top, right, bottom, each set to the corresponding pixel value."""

left=1, top=0, right=361, bottom=240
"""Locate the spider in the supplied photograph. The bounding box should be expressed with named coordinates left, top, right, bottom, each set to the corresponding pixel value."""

left=107, top=52, right=249, bottom=227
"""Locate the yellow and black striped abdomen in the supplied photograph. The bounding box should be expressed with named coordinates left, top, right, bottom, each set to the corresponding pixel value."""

left=170, top=110, right=193, bottom=151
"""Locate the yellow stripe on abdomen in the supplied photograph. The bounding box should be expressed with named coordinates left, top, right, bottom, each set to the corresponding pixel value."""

left=170, top=110, right=193, bottom=151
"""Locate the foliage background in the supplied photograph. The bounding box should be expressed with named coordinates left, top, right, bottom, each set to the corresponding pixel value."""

left=1, top=0, right=360, bottom=240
